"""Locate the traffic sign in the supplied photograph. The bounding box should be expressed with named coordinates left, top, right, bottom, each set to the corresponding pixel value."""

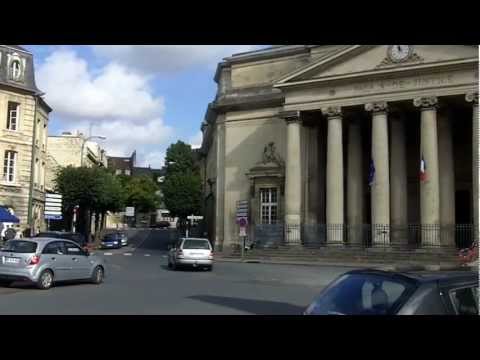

left=187, top=215, right=204, bottom=220
left=125, top=207, right=135, bottom=217
left=45, top=214, right=62, bottom=220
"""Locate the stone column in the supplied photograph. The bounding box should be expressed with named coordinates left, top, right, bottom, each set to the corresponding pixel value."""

left=414, top=96, right=440, bottom=246
left=389, top=110, right=408, bottom=246
left=438, top=109, right=456, bottom=247
left=282, top=111, right=302, bottom=244
left=365, top=102, right=390, bottom=246
left=347, top=118, right=363, bottom=245
left=323, top=106, right=344, bottom=244
left=466, top=92, right=479, bottom=244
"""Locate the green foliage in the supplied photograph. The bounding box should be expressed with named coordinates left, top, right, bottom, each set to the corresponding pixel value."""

left=164, top=141, right=198, bottom=173
left=123, top=175, right=160, bottom=213
left=54, top=166, right=125, bottom=214
left=162, top=171, right=201, bottom=219
left=162, top=141, right=202, bottom=220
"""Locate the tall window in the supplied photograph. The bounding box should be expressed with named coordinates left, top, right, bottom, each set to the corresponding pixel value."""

left=10, top=60, right=21, bottom=80
left=260, top=188, right=278, bottom=224
left=3, top=151, right=17, bottom=183
left=6, top=102, right=19, bottom=131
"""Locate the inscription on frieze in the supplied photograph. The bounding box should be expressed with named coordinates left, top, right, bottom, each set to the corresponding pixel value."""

left=353, top=74, right=455, bottom=92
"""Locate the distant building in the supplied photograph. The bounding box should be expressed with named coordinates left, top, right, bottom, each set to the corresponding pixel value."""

left=45, top=131, right=108, bottom=191
left=0, top=45, right=52, bottom=234
left=107, top=151, right=167, bottom=227
left=107, top=151, right=136, bottom=176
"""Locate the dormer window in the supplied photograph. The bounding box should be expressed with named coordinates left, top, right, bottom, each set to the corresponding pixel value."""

left=10, top=60, right=22, bottom=80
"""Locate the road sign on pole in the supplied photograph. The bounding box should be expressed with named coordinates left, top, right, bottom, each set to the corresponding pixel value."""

left=45, top=193, right=63, bottom=220
left=125, top=207, right=135, bottom=217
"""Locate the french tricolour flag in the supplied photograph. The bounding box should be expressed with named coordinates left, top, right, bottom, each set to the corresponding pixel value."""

left=420, top=155, right=428, bottom=182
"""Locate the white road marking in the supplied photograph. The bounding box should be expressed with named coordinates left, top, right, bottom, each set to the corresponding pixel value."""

left=124, top=253, right=132, bottom=256
left=104, top=253, right=113, bottom=256
left=162, top=255, right=168, bottom=258
left=144, top=254, right=151, bottom=257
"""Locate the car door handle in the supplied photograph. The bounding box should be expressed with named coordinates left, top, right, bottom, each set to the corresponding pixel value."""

left=51, top=257, right=56, bottom=261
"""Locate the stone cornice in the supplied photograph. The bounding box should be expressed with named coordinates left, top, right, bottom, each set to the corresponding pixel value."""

left=212, top=92, right=284, bottom=113
left=413, top=96, right=439, bottom=110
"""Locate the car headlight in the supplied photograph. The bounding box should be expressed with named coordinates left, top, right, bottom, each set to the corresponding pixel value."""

left=113, top=241, right=118, bottom=244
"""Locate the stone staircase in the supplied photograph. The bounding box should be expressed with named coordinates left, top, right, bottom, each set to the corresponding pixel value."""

left=223, top=245, right=460, bottom=265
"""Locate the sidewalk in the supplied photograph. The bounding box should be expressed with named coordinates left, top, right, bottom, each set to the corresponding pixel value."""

left=214, top=255, right=468, bottom=271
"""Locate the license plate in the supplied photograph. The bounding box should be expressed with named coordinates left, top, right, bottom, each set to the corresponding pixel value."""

left=5, top=257, right=20, bottom=264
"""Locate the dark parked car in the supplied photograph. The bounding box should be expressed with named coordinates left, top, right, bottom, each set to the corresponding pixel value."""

left=152, top=221, right=170, bottom=229
left=304, top=268, right=479, bottom=315
left=100, top=233, right=123, bottom=249
left=35, top=232, right=87, bottom=247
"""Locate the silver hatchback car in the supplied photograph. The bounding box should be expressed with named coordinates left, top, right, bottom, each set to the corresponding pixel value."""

left=168, top=238, right=213, bottom=271
left=0, top=238, right=105, bottom=290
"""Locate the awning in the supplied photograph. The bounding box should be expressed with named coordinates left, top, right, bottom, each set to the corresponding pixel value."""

left=0, top=207, right=20, bottom=223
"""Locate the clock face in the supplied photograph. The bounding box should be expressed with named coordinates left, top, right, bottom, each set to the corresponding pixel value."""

left=388, top=45, right=412, bottom=62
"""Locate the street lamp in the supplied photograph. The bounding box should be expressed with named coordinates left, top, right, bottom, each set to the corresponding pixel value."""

left=81, top=136, right=106, bottom=167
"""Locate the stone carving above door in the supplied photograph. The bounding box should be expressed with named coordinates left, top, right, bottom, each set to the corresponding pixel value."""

left=260, top=142, right=284, bottom=166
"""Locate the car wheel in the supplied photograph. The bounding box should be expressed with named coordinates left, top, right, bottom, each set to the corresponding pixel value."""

left=37, top=270, right=54, bottom=290
left=171, top=261, right=177, bottom=271
left=167, top=260, right=172, bottom=268
left=206, top=265, right=213, bottom=271
left=91, top=266, right=104, bottom=284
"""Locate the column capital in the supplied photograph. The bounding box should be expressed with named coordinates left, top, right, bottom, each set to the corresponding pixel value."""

left=321, top=106, right=342, bottom=118
left=413, top=96, right=438, bottom=110
left=279, top=110, right=301, bottom=124
left=466, top=92, right=479, bottom=106
left=365, top=102, right=388, bottom=114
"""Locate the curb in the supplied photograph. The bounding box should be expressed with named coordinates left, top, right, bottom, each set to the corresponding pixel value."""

left=214, top=257, right=461, bottom=270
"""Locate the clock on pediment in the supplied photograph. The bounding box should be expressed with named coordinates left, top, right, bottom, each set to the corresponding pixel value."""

left=387, top=45, right=413, bottom=63
left=377, top=45, right=423, bottom=68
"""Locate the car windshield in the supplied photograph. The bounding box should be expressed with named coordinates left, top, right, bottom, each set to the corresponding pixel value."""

left=182, top=240, right=210, bottom=250
left=305, top=273, right=415, bottom=315
left=1, top=240, right=38, bottom=253
left=103, top=234, right=119, bottom=241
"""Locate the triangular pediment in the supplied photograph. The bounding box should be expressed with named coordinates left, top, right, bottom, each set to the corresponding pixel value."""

left=275, top=45, right=478, bottom=86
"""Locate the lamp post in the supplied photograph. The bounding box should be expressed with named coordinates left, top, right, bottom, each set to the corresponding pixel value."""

left=80, top=135, right=106, bottom=167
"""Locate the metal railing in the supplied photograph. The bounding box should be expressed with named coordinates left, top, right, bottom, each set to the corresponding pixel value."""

left=251, top=223, right=473, bottom=250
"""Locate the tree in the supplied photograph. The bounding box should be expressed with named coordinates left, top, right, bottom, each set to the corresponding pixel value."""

left=162, top=141, right=202, bottom=230
left=123, top=175, right=161, bottom=223
left=54, top=166, right=125, bottom=239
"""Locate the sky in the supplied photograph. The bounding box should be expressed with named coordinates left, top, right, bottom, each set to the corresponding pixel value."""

left=25, top=45, right=267, bottom=169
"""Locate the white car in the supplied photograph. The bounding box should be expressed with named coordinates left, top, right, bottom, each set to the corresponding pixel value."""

left=168, top=238, right=213, bottom=271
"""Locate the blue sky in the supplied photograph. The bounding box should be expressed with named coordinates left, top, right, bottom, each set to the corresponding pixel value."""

left=25, top=45, right=265, bottom=168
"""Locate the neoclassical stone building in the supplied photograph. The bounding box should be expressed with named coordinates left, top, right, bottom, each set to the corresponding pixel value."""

left=199, top=45, right=479, bottom=253
left=0, top=45, right=52, bottom=234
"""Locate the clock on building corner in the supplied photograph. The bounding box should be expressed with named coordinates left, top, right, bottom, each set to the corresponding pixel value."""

left=387, top=45, right=413, bottom=63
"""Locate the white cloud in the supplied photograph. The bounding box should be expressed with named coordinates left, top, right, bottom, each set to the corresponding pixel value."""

left=188, top=131, right=203, bottom=149
left=36, top=49, right=173, bottom=160
left=91, top=45, right=263, bottom=74
left=37, top=49, right=164, bottom=122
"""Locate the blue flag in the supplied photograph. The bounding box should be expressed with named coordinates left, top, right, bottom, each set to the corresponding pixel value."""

left=368, top=159, right=375, bottom=186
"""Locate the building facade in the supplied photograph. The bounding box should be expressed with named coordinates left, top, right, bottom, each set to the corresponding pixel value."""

left=200, top=45, right=479, bottom=253
left=0, top=45, right=52, bottom=234
left=45, top=131, right=108, bottom=191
